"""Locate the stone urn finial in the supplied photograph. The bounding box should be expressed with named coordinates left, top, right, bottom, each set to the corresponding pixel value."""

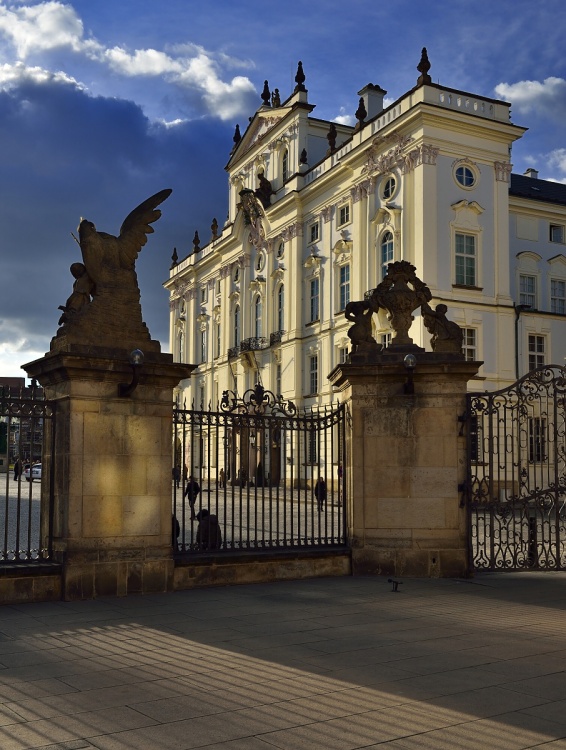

left=368, top=261, right=432, bottom=348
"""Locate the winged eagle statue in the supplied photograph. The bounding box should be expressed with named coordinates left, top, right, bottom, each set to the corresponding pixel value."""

left=51, top=189, right=172, bottom=355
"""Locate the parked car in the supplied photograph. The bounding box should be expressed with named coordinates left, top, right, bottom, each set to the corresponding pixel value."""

left=24, top=463, right=41, bottom=482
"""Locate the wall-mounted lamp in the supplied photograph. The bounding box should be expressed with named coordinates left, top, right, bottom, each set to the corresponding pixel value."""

left=403, top=353, right=417, bottom=395
left=118, top=349, right=144, bottom=398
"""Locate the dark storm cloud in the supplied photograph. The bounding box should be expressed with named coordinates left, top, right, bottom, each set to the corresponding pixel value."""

left=0, top=76, right=233, bottom=362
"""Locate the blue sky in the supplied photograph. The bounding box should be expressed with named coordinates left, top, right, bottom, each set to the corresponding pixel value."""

left=0, top=0, right=565, bottom=377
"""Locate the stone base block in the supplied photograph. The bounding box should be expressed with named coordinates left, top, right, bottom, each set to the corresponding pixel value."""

left=63, top=555, right=174, bottom=600
left=174, top=551, right=351, bottom=590
left=0, top=571, right=62, bottom=605
left=352, top=546, right=469, bottom=578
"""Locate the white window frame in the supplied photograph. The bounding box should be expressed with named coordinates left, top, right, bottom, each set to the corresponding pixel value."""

left=308, top=354, right=318, bottom=395
left=551, top=278, right=566, bottom=314
left=454, top=232, right=477, bottom=287
left=309, top=277, right=320, bottom=322
left=282, top=149, right=289, bottom=183
left=337, top=203, right=351, bottom=228
left=308, top=221, right=319, bottom=245
left=381, top=175, right=397, bottom=200
left=461, top=328, right=477, bottom=361
left=277, top=284, right=284, bottom=331
left=380, top=332, right=392, bottom=349
left=380, top=231, right=394, bottom=280
left=528, top=334, right=545, bottom=371
left=519, top=274, right=537, bottom=309
left=339, top=264, right=350, bottom=312
left=550, top=224, right=565, bottom=243
left=338, top=347, right=348, bottom=364
left=233, top=305, right=240, bottom=347
left=254, top=295, right=263, bottom=338
left=199, top=330, right=207, bottom=364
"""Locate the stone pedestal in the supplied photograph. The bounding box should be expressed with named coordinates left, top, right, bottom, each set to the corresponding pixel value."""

left=329, top=355, right=479, bottom=578
left=24, top=347, right=194, bottom=600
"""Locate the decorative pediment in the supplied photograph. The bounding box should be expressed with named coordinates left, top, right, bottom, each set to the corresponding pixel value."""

left=229, top=291, right=240, bottom=303
left=548, top=254, right=566, bottom=269
left=271, top=266, right=285, bottom=282
left=451, top=200, right=484, bottom=230
left=304, top=253, right=321, bottom=275
left=333, top=239, right=353, bottom=267
left=372, top=205, right=401, bottom=233
left=249, top=278, right=266, bottom=294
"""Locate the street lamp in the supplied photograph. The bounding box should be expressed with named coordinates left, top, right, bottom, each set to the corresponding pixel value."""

left=118, top=349, right=145, bottom=398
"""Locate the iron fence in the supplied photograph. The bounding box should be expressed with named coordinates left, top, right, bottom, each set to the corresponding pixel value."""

left=0, top=382, right=55, bottom=562
left=172, top=384, right=348, bottom=554
left=465, top=364, right=566, bottom=571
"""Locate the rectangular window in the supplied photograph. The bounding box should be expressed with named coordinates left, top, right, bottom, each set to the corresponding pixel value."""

left=550, top=224, right=565, bottom=243
left=455, top=233, right=476, bottom=286
left=200, top=331, right=206, bottom=363
left=309, top=355, right=318, bottom=395
left=339, top=265, right=350, bottom=311
left=276, top=363, right=282, bottom=396
left=519, top=274, right=536, bottom=308
left=528, top=417, right=546, bottom=463
left=309, top=278, right=320, bottom=322
left=461, top=328, right=477, bottom=361
left=338, top=204, right=350, bottom=227
left=200, top=288, right=207, bottom=304
left=216, top=279, right=221, bottom=296
left=381, top=332, right=392, bottom=348
left=338, top=347, right=348, bottom=364
left=309, top=222, right=319, bottom=244
left=528, top=334, right=545, bottom=371
left=215, top=323, right=221, bottom=358
left=551, top=279, right=566, bottom=314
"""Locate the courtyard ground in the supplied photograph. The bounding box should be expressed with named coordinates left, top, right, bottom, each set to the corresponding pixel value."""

left=0, top=572, right=566, bottom=749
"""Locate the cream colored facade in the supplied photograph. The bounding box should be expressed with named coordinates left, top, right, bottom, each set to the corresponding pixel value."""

left=165, top=62, right=566, bottom=409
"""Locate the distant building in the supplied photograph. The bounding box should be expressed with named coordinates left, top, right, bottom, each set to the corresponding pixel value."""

left=0, top=378, right=44, bottom=469
left=165, top=51, right=566, bottom=414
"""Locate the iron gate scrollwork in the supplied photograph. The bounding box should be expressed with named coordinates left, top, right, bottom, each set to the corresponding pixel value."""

left=172, top=384, right=348, bottom=554
left=465, top=365, right=566, bottom=571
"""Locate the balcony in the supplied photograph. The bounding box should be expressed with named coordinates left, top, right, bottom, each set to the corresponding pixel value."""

left=240, top=337, right=269, bottom=353
left=269, top=330, right=285, bottom=346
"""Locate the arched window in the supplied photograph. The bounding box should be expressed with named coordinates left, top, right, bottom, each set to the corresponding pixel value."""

left=282, top=149, right=289, bottom=182
left=277, top=285, right=284, bottom=331
left=254, top=296, right=263, bottom=338
left=234, top=305, right=240, bottom=346
left=380, top=231, right=394, bottom=280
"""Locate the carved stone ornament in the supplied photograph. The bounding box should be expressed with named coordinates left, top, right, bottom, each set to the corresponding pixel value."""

left=367, top=260, right=432, bottom=348
left=421, top=302, right=464, bottom=353
left=52, top=189, right=171, bottom=354
left=345, top=300, right=379, bottom=355
left=495, top=161, right=513, bottom=182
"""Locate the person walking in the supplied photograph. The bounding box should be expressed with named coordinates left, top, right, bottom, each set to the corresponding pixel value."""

left=13, top=457, right=22, bottom=481
left=219, top=467, right=225, bottom=488
left=184, top=475, right=201, bottom=520
left=314, top=476, right=327, bottom=512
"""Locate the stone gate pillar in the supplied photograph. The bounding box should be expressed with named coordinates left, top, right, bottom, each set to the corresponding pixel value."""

left=329, top=355, right=479, bottom=578
left=24, top=349, right=193, bottom=600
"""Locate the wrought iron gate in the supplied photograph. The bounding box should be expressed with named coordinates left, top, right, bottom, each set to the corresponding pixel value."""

left=172, top=384, right=348, bottom=555
left=465, top=365, right=566, bottom=571
left=0, top=382, right=55, bottom=562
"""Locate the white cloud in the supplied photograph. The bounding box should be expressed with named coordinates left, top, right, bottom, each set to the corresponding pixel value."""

left=0, top=3, right=256, bottom=120
left=333, top=107, right=354, bottom=126
left=494, top=77, right=566, bottom=116
left=548, top=148, right=566, bottom=174
left=0, top=1, right=90, bottom=58
left=104, top=47, right=183, bottom=77
left=0, top=61, right=81, bottom=90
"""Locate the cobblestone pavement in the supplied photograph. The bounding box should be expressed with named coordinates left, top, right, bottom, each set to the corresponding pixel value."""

left=1, top=572, right=566, bottom=749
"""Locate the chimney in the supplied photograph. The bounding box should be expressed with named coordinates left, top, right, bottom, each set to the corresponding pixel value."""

left=357, top=83, right=387, bottom=120
left=524, top=168, right=539, bottom=179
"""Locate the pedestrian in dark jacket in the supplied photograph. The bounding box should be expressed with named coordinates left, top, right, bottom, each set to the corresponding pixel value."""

left=196, top=509, right=222, bottom=550
left=314, top=476, right=327, bottom=512
left=184, top=475, right=200, bottom=519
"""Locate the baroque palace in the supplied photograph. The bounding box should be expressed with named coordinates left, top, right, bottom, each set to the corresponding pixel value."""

left=165, top=50, right=566, bottom=412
